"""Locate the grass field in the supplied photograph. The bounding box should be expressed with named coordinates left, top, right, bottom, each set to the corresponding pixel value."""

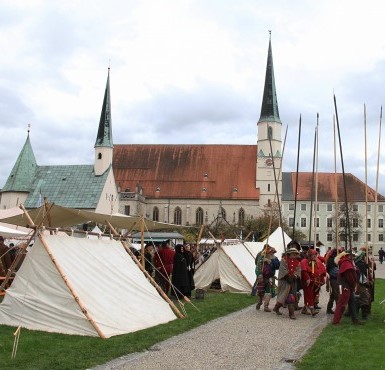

left=297, top=279, right=385, bottom=370
left=0, top=291, right=254, bottom=370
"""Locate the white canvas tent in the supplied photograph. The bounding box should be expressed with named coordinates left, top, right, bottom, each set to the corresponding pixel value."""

left=262, top=226, right=291, bottom=258
left=194, top=243, right=255, bottom=293
left=0, top=234, right=176, bottom=338
left=0, top=223, right=29, bottom=239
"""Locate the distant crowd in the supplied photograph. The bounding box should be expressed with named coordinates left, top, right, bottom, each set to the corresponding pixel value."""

left=253, top=241, right=376, bottom=324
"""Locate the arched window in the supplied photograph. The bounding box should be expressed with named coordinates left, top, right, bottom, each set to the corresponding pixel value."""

left=174, top=207, right=182, bottom=225
left=98, top=153, right=102, bottom=159
left=196, top=207, right=204, bottom=225
left=153, top=206, right=159, bottom=221
left=220, top=207, right=226, bottom=221
left=268, top=126, right=273, bottom=140
left=238, top=208, right=245, bottom=227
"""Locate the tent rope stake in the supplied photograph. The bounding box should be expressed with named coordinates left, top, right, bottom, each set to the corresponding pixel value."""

left=38, top=232, right=106, bottom=338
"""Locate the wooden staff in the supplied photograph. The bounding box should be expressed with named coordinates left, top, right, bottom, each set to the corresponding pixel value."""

left=267, top=124, right=288, bottom=253
left=333, top=115, right=340, bottom=250
left=374, top=107, right=382, bottom=255
left=334, top=95, right=352, bottom=251
left=292, top=115, right=302, bottom=238
left=140, top=216, right=145, bottom=269
left=106, top=221, right=185, bottom=319
left=364, top=104, right=369, bottom=262
left=39, top=233, right=106, bottom=338
left=196, top=224, right=205, bottom=252
left=313, top=114, right=320, bottom=246
left=308, top=127, right=317, bottom=248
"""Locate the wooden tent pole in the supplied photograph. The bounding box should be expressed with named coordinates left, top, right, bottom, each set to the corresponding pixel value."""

left=197, top=224, right=205, bottom=252
left=0, top=204, right=39, bottom=291
left=39, top=233, right=106, bottom=338
left=140, top=216, right=145, bottom=269
left=106, top=221, right=185, bottom=319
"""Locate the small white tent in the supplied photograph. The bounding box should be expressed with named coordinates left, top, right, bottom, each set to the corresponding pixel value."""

left=194, top=243, right=255, bottom=293
left=262, top=227, right=291, bottom=258
left=0, top=234, right=176, bottom=338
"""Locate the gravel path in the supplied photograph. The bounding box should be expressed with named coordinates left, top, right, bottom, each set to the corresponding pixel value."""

left=94, top=262, right=385, bottom=370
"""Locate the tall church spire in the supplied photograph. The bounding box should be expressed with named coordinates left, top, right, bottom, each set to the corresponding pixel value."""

left=3, top=129, right=37, bottom=192
left=94, top=68, right=113, bottom=176
left=258, top=31, right=281, bottom=124
left=95, top=68, right=113, bottom=148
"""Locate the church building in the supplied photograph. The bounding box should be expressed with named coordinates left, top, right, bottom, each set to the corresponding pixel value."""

left=1, top=35, right=385, bottom=252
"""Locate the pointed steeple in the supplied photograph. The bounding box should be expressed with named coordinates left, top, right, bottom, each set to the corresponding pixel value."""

left=3, top=129, right=37, bottom=192
left=95, top=68, right=113, bottom=148
left=258, top=31, right=281, bottom=124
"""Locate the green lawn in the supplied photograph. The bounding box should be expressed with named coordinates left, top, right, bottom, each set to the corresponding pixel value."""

left=0, top=291, right=254, bottom=370
left=297, top=279, right=385, bottom=370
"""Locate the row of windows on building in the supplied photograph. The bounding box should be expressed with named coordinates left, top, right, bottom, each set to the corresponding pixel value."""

left=289, top=217, right=383, bottom=229
left=323, top=233, right=383, bottom=243
left=124, top=205, right=246, bottom=226
left=289, top=203, right=384, bottom=213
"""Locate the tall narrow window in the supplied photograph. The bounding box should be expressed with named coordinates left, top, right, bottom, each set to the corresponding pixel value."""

left=238, top=208, right=245, bottom=227
left=221, top=207, right=227, bottom=221
left=153, top=206, right=159, bottom=221
left=174, top=207, right=182, bottom=225
left=268, top=126, right=273, bottom=140
left=196, top=207, right=204, bottom=226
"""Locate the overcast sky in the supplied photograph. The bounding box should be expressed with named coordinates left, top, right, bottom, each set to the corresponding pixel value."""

left=1, top=0, right=385, bottom=195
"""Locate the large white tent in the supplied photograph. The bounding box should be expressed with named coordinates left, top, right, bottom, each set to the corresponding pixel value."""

left=194, top=243, right=255, bottom=293
left=262, top=226, right=291, bottom=258
left=0, top=234, right=176, bottom=338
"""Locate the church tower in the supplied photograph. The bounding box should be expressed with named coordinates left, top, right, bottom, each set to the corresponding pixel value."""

left=256, top=32, right=283, bottom=209
left=94, top=68, right=113, bottom=176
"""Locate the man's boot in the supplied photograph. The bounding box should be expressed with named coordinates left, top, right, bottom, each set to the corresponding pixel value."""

left=302, top=306, right=311, bottom=315
left=310, top=306, right=319, bottom=316
left=264, top=293, right=272, bottom=312
left=361, top=305, right=369, bottom=320
left=273, top=302, right=283, bottom=315
left=256, top=295, right=263, bottom=310
left=326, top=301, right=334, bottom=314
left=288, top=304, right=296, bottom=320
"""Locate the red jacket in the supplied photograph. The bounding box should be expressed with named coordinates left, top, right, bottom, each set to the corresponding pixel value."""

left=154, top=247, right=175, bottom=275
left=301, top=258, right=326, bottom=287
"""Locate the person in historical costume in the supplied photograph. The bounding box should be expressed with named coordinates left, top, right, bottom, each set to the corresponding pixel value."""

left=354, top=247, right=372, bottom=320
left=153, top=240, right=175, bottom=294
left=171, top=244, right=190, bottom=299
left=325, top=247, right=342, bottom=314
left=379, top=247, right=385, bottom=264
left=273, top=247, right=301, bottom=319
left=300, top=249, right=326, bottom=316
left=332, top=251, right=363, bottom=325
left=144, top=243, right=155, bottom=277
left=254, top=244, right=280, bottom=312
left=183, top=244, right=196, bottom=297
left=0, top=236, right=12, bottom=276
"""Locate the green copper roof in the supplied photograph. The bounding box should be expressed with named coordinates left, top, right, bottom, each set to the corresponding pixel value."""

left=24, top=165, right=110, bottom=209
left=95, top=68, right=113, bottom=148
left=2, top=134, right=37, bottom=192
left=258, top=33, right=281, bottom=124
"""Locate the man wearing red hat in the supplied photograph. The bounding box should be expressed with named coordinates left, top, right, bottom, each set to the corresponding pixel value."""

left=333, top=251, right=363, bottom=325
left=301, top=249, right=326, bottom=316
left=273, top=247, right=301, bottom=319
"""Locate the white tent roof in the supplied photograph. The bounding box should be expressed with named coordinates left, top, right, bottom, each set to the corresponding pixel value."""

left=0, top=234, right=176, bottom=337
left=262, top=227, right=291, bottom=258
left=0, top=223, right=29, bottom=238
left=0, top=204, right=182, bottom=231
left=194, top=243, right=255, bottom=293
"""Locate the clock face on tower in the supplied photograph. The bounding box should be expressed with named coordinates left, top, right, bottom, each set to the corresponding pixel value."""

left=264, top=158, right=273, bottom=167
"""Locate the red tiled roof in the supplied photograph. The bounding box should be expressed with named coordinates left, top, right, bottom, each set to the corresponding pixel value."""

left=289, top=172, right=385, bottom=202
left=113, top=145, right=260, bottom=200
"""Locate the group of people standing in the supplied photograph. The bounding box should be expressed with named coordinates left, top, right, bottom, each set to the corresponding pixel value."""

left=254, top=241, right=375, bottom=324
left=143, top=240, right=196, bottom=299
